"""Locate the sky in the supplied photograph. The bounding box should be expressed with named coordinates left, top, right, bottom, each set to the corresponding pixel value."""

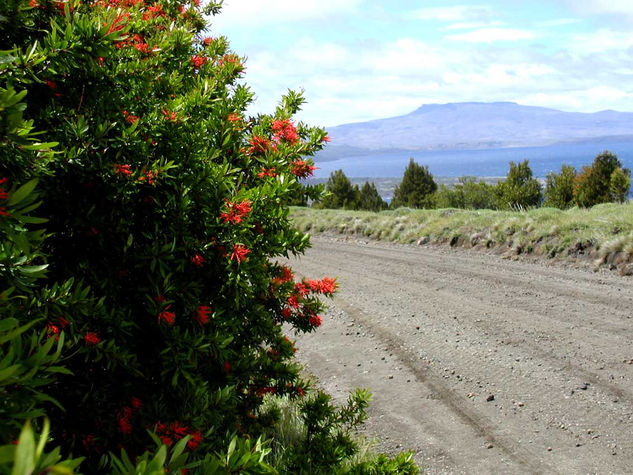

left=209, top=0, right=633, bottom=127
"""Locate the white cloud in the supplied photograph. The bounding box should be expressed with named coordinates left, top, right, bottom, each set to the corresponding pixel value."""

left=567, top=0, right=633, bottom=16
left=212, top=0, right=363, bottom=25
left=446, top=28, right=536, bottom=43
left=411, top=5, right=493, bottom=22
left=537, top=18, right=581, bottom=27
left=443, top=21, right=504, bottom=31
left=569, top=29, right=633, bottom=53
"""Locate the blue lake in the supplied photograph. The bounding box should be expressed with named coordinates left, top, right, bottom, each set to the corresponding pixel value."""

left=313, top=140, right=633, bottom=179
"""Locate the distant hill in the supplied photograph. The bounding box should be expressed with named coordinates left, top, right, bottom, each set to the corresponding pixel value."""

left=318, top=102, right=633, bottom=160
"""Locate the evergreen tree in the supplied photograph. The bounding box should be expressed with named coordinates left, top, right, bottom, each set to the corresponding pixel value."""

left=391, top=158, right=437, bottom=209
left=495, top=160, right=542, bottom=209
left=319, top=169, right=359, bottom=209
left=543, top=164, right=577, bottom=209
left=610, top=167, right=631, bottom=203
left=574, top=151, right=626, bottom=207
left=357, top=181, right=387, bottom=211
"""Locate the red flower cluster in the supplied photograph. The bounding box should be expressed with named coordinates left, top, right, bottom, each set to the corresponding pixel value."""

left=322, top=135, right=331, bottom=143
left=230, top=244, right=250, bottom=264
left=84, top=332, right=101, bottom=345
left=271, top=266, right=294, bottom=286
left=142, top=3, right=165, bottom=20
left=158, top=305, right=176, bottom=325
left=195, top=305, right=211, bottom=325
left=113, top=163, right=132, bottom=176
left=272, top=119, right=298, bottom=144
left=290, top=160, right=317, bottom=178
left=220, top=200, right=251, bottom=224
left=308, top=315, right=322, bottom=327
left=191, top=55, right=207, bottom=69
left=247, top=135, right=270, bottom=155
left=45, top=79, right=63, bottom=98
left=202, top=37, right=214, bottom=46
left=305, top=277, right=337, bottom=295
left=257, top=167, right=277, bottom=178
left=118, top=397, right=143, bottom=435
left=0, top=178, right=9, bottom=217
left=190, top=253, right=205, bottom=266
left=137, top=169, right=158, bottom=185
left=107, top=12, right=130, bottom=35
left=162, top=108, right=178, bottom=122
left=256, top=386, right=276, bottom=397
left=155, top=422, right=202, bottom=450
left=218, top=54, right=244, bottom=73
left=121, top=110, right=139, bottom=124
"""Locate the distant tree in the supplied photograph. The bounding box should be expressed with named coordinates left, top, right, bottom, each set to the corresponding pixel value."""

left=495, top=160, right=542, bottom=209
left=391, top=158, right=437, bottom=209
left=357, top=181, right=388, bottom=211
left=432, top=184, right=464, bottom=209
left=609, top=167, right=631, bottom=203
left=543, top=165, right=577, bottom=209
left=573, top=150, right=626, bottom=207
left=459, top=176, right=499, bottom=209
left=319, top=169, right=359, bottom=209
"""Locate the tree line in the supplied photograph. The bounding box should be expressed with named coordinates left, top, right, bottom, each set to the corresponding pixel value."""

left=315, top=151, right=631, bottom=211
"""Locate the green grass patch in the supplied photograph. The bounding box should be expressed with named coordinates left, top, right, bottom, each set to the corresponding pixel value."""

left=291, top=203, right=633, bottom=266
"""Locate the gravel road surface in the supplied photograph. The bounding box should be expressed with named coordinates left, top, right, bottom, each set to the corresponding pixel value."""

left=286, top=236, right=633, bottom=474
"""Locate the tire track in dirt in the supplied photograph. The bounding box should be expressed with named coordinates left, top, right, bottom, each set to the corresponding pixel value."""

left=286, top=236, right=633, bottom=474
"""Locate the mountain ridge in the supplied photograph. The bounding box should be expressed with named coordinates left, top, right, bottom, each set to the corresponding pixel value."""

left=319, top=102, right=633, bottom=160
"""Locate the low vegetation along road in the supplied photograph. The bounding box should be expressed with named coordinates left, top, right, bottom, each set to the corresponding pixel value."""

left=287, top=235, right=633, bottom=474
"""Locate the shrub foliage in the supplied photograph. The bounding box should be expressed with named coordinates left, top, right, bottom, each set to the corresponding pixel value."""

left=1, top=0, right=418, bottom=473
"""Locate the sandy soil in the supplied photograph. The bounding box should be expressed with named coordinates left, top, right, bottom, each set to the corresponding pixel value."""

left=285, top=235, right=633, bottom=474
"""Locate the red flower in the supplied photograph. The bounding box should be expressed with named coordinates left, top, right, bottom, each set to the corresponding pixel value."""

left=84, top=332, right=101, bottom=345
left=191, top=253, right=205, bottom=266
left=309, top=315, right=322, bottom=327
left=257, top=167, right=277, bottom=178
left=29, top=0, right=39, bottom=7
left=220, top=200, right=251, bottom=224
left=46, top=323, right=60, bottom=340
left=272, top=119, right=299, bottom=144
left=247, top=135, right=270, bottom=155
left=287, top=295, right=299, bottom=309
left=107, top=12, right=130, bottom=35
left=118, top=407, right=134, bottom=434
left=57, top=316, right=70, bottom=328
left=113, top=163, right=133, bottom=176
left=155, top=294, right=166, bottom=303
left=224, top=361, right=231, bottom=373
left=162, top=108, right=178, bottom=122
left=294, top=282, right=309, bottom=297
left=187, top=430, right=203, bottom=450
left=281, top=266, right=293, bottom=282
left=230, top=244, right=250, bottom=264
left=281, top=307, right=292, bottom=319
left=130, top=397, right=143, bottom=409
left=290, top=160, right=317, bottom=178
left=202, top=37, right=214, bottom=46
left=90, top=226, right=99, bottom=236
left=191, top=55, right=207, bottom=69
left=195, top=305, right=211, bottom=325
left=322, top=134, right=331, bottom=143
left=142, top=4, right=164, bottom=20
left=227, top=112, right=241, bottom=123
left=158, top=306, right=176, bottom=325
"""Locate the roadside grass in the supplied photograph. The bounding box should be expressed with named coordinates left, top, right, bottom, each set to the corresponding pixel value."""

left=291, top=202, right=633, bottom=268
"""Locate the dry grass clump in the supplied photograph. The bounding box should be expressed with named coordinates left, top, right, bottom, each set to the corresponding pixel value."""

left=291, top=202, right=633, bottom=267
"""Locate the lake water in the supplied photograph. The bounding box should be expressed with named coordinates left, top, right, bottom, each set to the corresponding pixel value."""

left=313, top=140, right=633, bottom=179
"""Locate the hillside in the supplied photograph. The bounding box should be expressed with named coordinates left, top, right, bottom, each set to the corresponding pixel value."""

left=319, top=102, right=633, bottom=159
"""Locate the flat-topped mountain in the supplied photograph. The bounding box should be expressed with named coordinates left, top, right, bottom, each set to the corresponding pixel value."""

left=320, top=102, right=633, bottom=158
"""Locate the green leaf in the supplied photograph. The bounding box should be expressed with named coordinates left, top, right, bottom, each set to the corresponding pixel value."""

left=12, top=421, right=35, bottom=475
left=7, top=179, right=38, bottom=206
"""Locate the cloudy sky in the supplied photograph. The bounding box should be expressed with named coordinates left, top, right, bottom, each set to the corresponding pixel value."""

left=209, top=0, right=633, bottom=127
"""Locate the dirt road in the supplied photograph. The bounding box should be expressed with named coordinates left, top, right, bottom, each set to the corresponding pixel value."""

left=286, top=236, right=633, bottom=474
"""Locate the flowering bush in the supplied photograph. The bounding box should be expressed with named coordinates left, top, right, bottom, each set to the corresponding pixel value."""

left=1, top=0, right=419, bottom=472
left=1, top=0, right=332, bottom=465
